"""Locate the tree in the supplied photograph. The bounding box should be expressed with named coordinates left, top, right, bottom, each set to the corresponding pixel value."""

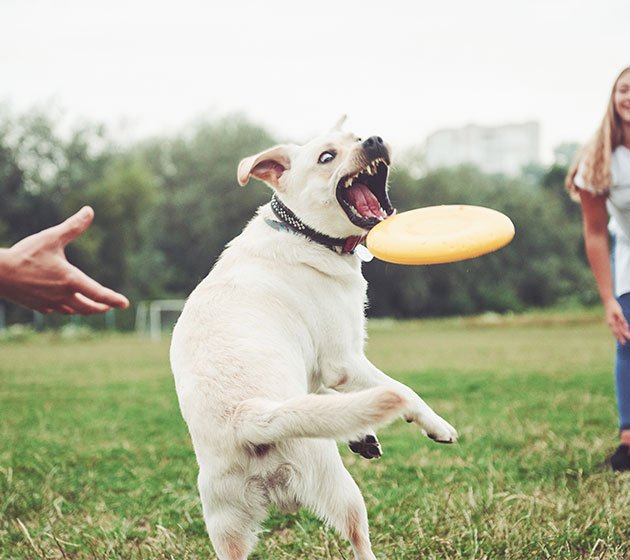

left=136, top=115, right=277, bottom=296
left=363, top=165, right=592, bottom=317
left=63, top=158, right=160, bottom=299
left=0, top=108, right=595, bottom=324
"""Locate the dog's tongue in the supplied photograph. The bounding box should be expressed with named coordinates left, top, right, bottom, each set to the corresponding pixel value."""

left=346, top=183, right=387, bottom=219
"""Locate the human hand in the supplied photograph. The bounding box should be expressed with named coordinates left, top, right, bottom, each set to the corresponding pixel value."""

left=604, top=298, right=630, bottom=345
left=0, top=206, right=130, bottom=314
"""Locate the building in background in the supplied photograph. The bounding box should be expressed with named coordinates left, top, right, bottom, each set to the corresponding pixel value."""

left=424, top=121, right=540, bottom=176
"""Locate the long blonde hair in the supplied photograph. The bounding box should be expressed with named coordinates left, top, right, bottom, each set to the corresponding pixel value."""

left=565, top=66, right=630, bottom=196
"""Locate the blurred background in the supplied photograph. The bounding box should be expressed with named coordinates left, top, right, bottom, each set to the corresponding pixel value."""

left=1, top=0, right=628, bottom=333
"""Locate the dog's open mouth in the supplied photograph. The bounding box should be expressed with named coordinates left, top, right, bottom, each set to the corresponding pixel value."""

left=336, top=158, right=396, bottom=230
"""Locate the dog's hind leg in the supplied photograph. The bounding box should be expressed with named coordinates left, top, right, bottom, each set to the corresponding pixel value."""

left=203, top=503, right=261, bottom=560
left=348, top=431, right=382, bottom=459
left=198, top=470, right=266, bottom=560
left=316, top=388, right=382, bottom=459
left=293, top=439, right=377, bottom=560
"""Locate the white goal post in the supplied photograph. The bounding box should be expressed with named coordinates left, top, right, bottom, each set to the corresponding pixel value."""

left=135, top=299, right=186, bottom=341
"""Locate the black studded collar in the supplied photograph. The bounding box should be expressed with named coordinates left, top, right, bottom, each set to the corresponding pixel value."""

left=265, top=194, right=365, bottom=255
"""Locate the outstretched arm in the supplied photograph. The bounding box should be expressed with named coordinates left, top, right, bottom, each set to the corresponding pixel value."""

left=0, top=206, right=129, bottom=315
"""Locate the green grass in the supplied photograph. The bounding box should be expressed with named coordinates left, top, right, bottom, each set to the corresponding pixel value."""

left=1, top=309, right=630, bottom=559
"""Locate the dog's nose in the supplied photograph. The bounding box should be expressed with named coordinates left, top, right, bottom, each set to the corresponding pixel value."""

left=362, top=136, right=388, bottom=160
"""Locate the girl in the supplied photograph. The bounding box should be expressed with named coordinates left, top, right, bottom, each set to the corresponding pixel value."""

left=566, top=66, right=630, bottom=471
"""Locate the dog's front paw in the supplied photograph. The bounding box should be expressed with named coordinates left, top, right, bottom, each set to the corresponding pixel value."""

left=348, top=434, right=382, bottom=459
left=415, top=413, right=458, bottom=444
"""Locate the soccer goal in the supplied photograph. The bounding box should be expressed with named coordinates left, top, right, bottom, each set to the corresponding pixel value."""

left=135, top=299, right=186, bottom=341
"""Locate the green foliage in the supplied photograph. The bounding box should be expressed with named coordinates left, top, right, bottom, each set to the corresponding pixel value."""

left=0, top=324, right=36, bottom=343
left=135, top=114, right=275, bottom=294
left=68, top=158, right=160, bottom=297
left=365, top=166, right=592, bottom=317
left=0, top=108, right=595, bottom=323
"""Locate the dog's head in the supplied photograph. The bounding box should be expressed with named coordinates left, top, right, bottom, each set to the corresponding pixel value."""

left=237, top=122, right=396, bottom=238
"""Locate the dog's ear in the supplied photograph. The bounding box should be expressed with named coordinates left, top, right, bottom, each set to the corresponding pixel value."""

left=331, top=114, right=347, bottom=132
left=237, top=145, right=291, bottom=190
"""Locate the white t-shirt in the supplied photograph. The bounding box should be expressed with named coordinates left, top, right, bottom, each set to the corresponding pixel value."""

left=575, top=145, right=630, bottom=297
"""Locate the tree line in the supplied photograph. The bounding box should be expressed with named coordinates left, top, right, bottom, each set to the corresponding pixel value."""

left=0, top=108, right=595, bottom=328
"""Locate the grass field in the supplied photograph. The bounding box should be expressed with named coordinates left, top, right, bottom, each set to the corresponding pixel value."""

left=2, top=310, right=630, bottom=559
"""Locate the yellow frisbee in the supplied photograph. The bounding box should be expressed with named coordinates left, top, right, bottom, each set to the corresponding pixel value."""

left=366, top=205, right=515, bottom=265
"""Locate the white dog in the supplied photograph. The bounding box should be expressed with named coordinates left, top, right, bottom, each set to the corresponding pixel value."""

left=170, top=122, right=458, bottom=560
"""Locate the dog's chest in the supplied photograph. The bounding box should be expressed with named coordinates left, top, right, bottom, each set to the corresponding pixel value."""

left=304, top=260, right=367, bottom=322
left=299, top=268, right=368, bottom=378
left=316, top=273, right=366, bottom=331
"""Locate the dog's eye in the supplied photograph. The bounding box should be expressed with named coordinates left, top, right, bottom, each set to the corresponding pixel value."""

left=318, top=151, right=336, bottom=164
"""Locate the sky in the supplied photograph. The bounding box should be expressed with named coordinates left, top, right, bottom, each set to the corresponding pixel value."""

left=1, top=0, right=628, bottom=163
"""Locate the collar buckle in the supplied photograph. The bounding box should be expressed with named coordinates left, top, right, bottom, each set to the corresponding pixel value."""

left=342, top=235, right=366, bottom=254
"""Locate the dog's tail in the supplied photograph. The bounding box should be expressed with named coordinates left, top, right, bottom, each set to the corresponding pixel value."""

left=235, top=387, right=407, bottom=445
